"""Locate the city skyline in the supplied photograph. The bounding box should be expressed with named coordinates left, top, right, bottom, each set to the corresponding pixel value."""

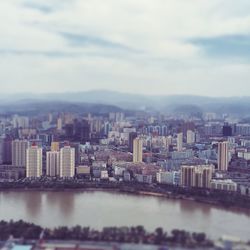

left=0, top=0, right=250, bottom=96
left=1, top=1, right=250, bottom=247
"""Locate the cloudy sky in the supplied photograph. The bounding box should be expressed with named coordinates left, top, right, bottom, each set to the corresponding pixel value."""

left=0, top=0, right=250, bottom=96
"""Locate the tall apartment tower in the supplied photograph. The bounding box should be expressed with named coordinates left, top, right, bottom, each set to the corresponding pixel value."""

left=57, top=118, right=63, bottom=130
left=218, top=141, right=229, bottom=171
left=177, top=132, right=183, bottom=151
left=26, top=145, right=42, bottom=177
left=12, top=140, right=29, bottom=167
left=60, top=146, right=75, bottom=178
left=129, top=132, right=137, bottom=153
left=133, top=137, right=143, bottom=163
left=181, top=165, right=213, bottom=188
left=181, top=165, right=195, bottom=187
left=186, top=130, right=195, bottom=144
left=46, top=151, right=60, bottom=176
left=202, top=166, right=213, bottom=188
left=3, top=136, right=12, bottom=164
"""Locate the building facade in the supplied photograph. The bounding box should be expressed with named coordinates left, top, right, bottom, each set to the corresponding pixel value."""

left=12, top=140, right=29, bottom=167
left=46, top=151, right=60, bottom=176
left=133, top=137, right=143, bottom=163
left=26, top=146, right=42, bottom=178
left=60, top=146, right=75, bottom=178
left=181, top=165, right=213, bottom=188
left=218, top=141, right=229, bottom=171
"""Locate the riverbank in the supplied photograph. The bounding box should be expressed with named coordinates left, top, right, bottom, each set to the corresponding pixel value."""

left=1, top=189, right=250, bottom=241
left=1, top=180, right=250, bottom=211
left=0, top=220, right=216, bottom=248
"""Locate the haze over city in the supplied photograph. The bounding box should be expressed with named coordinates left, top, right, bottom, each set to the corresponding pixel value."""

left=1, top=0, right=250, bottom=96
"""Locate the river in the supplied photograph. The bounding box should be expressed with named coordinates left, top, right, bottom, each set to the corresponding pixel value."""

left=0, top=190, right=249, bottom=240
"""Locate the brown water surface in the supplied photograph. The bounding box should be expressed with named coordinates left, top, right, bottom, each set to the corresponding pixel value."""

left=0, top=190, right=249, bottom=240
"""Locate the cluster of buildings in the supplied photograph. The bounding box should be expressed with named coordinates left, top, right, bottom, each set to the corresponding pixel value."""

left=11, top=140, right=75, bottom=178
left=0, top=110, right=249, bottom=196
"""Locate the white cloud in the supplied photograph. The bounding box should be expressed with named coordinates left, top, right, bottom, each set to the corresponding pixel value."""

left=0, top=0, right=249, bottom=96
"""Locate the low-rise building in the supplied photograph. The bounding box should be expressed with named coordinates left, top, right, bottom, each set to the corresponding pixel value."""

left=101, top=170, right=109, bottom=179
left=76, top=165, right=91, bottom=178
left=123, top=171, right=131, bottom=182
left=114, top=166, right=126, bottom=176
left=135, top=174, right=152, bottom=184
left=210, top=179, right=237, bottom=192
left=0, top=165, right=25, bottom=180
left=239, top=184, right=250, bottom=196
left=156, top=170, right=180, bottom=185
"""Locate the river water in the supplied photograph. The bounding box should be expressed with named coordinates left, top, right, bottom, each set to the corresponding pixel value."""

left=0, top=191, right=249, bottom=240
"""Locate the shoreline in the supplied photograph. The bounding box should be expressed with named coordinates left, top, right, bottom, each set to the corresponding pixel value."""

left=1, top=185, right=250, bottom=215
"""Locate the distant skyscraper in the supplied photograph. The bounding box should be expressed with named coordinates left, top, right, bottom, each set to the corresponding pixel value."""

left=218, top=141, right=229, bottom=171
left=57, top=118, right=63, bottom=130
left=222, top=124, right=233, bottom=137
left=133, top=137, right=143, bottom=163
left=177, top=132, right=183, bottom=151
left=129, top=132, right=137, bottom=153
left=69, top=142, right=80, bottom=165
left=0, top=137, right=4, bottom=164
left=181, top=122, right=195, bottom=135
left=186, top=130, right=195, bottom=144
left=13, top=115, right=29, bottom=129
left=103, top=122, right=111, bottom=136
left=60, top=146, right=75, bottom=177
left=26, top=145, right=42, bottom=177
left=73, top=119, right=90, bottom=143
left=48, top=113, right=53, bottom=123
left=46, top=151, right=60, bottom=176
left=12, top=140, right=29, bottom=167
left=2, top=136, right=12, bottom=164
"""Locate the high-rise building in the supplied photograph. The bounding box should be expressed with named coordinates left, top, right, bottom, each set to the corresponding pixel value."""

left=218, top=141, right=229, bottom=171
left=64, top=119, right=90, bottom=143
left=73, top=119, right=90, bottom=143
left=202, top=166, right=213, bottom=188
left=129, top=132, right=137, bottom=153
left=48, top=113, right=53, bottom=123
left=60, top=146, right=75, bottom=178
left=57, top=118, right=63, bottom=130
left=166, top=136, right=172, bottom=152
left=46, top=151, right=60, bottom=176
left=51, top=141, right=60, bottom=152
left=26, top=145, right=42, bottom=178
left=177, top=132, right=183, bottom=151
left=12, top=140, right=29, bottom=167
left=13, top=115, right=29, bottom=129
left=181, top=165, right=195, bottom=187
left=103, top=122, right=111, bottom=136
left=69, top=142, right=80, bottom=165
left=0, top=137, right=4, bottom=164
left=133, top=137, right=143, bottom=163
left=181, top=165, right=213, bottom=188
left=222, top=124, right=233, bottom=137
left=186, top=130, right=195, bottom=144
left=181, top=122, right=195, bottom=136
left=2, top=136, right=12, bottom=164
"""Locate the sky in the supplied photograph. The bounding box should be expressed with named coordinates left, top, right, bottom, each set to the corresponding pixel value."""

left=0, top=0, right=250, bottom=96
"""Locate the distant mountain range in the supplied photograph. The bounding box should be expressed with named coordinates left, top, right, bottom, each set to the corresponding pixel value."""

left=1, top=90, right=250, bottom=116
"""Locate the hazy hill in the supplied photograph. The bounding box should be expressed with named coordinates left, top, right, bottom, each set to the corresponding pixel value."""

left=0, top=100, right=122, bottom=115
left=1, top=90, right=250, bottom=116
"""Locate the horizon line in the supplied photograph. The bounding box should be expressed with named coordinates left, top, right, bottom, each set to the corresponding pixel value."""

left=0, top=89, right=249, bottom=99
